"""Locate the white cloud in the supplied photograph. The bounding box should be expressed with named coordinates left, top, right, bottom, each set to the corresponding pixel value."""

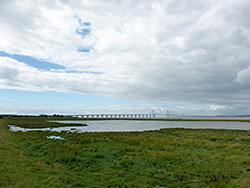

left=1, top=0, right=250, bottom=114
left=234, top=66, right=250, bottom=84
left=0, top=56, right=130, bottom=96
left=209, top=105, right=226, bottom=111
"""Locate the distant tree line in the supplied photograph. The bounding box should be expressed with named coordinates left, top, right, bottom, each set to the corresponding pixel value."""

left=0, top=114, right=65, bottom=119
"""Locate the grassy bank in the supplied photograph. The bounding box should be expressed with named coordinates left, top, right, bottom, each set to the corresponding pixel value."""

left=5, top=117, right=86, bottom=128
left=1, top=118, right=250, bottom=187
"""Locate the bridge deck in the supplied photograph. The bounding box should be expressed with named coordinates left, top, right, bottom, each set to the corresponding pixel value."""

left=69, top=114, right=189, bottom=119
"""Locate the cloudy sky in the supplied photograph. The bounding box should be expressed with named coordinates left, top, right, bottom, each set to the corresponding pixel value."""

left=1, top=0, right=250, bottom=115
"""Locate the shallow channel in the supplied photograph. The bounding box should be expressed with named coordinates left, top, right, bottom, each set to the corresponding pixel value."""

left=8, top=120, right=250, bottom=133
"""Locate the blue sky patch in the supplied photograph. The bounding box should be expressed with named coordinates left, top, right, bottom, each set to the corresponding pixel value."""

left=83, top=22, right=91, bottom=26
left=0, top=51, right=65, bottom=71
left=78, top=18, right=91, bottom=26
left=76, top=18, right=91, bottom=38
left=76, top=28, right=91, bottom=38
left=0, top=51, right=100, bottom=74
left=0, top=89, right=136, bottom=108
left=66, top=70, right=102, bottom=75
left=77, top=47, right=91, bottom=53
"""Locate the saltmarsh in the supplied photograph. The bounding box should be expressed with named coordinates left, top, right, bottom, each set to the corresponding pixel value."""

left=0, top=118, right=250, bottom=187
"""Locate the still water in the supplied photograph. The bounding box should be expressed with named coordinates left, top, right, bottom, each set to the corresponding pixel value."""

left=8, top=120, right=250, bottom=133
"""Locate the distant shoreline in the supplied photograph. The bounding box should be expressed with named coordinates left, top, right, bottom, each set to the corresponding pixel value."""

left=1, top=114, right=250, bottom=122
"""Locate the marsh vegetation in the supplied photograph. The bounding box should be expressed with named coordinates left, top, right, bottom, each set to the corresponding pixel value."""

left=0, top=118, right=250, bottom=187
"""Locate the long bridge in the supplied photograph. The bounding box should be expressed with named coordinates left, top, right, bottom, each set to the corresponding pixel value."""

left=69, top=113, right=190, bottom=119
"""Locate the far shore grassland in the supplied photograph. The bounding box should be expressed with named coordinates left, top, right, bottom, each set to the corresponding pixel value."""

left=0, top=117, right=250, bottom=187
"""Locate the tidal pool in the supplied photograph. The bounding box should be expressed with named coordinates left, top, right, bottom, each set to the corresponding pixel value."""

left=8, top=120, right=250, bottom=133
left=47, top=136, right=65, bottom=140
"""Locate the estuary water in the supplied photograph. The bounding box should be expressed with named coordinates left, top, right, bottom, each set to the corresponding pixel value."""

left=8, top=120, right=250, bottom=133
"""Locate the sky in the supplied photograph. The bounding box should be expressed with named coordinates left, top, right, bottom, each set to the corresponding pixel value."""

left=0, top=0, right=250, bottom=116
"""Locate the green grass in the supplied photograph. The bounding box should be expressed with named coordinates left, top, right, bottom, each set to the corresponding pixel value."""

left=5, top=117, right=86, bottom=128
left=1, top=118, right=250, bottom=187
